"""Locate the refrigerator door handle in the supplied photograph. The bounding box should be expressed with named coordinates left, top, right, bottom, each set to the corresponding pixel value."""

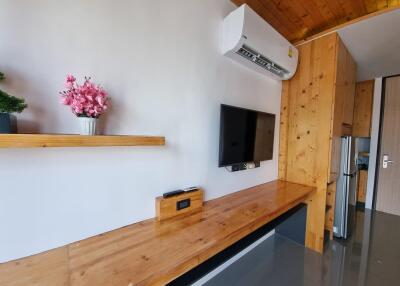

left=343, top=176, right=350, bottom=237
left=344, top=173, right=355, bottom=178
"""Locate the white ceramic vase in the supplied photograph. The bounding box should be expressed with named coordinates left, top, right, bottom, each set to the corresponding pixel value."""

left=79, top=117, right=97, bottom=135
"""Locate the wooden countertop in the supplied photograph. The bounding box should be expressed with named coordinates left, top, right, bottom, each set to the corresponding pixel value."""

left=0, top=180, right=315, bottom=286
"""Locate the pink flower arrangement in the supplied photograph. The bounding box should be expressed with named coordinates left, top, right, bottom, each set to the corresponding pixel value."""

left=60, top=75, right=110, bottom=118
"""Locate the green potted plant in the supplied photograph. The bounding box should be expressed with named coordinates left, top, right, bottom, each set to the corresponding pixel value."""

left=0, top=72, right=27, bottom=133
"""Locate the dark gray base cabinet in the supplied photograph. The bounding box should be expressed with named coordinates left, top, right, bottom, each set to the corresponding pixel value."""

left=0, top=113, right=17, bottom=133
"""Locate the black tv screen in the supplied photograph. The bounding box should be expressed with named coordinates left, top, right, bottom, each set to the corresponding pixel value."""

left=218, top=104, right=275, bottom=167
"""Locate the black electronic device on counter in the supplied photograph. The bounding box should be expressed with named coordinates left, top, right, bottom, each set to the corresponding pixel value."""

left=162, top=187, right=201, bottom=198
left=163, top=190, right=185, bottom=198
left=184, top=187, right=199, bottom=193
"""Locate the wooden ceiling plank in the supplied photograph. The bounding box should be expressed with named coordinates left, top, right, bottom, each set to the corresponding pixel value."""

left=337, top=0, right=358, bottom=20
left=323, top=0, right=346, bottom=19
left=295, top=0, right=338, bottom=39
left=377, top=0, right=389, bottom=9
left=309, top=0, right=339, bottom=26
left=298, top=0, right=328, bottom=27
left=284, top=1, right=317, bottom=28
left=350, top=0, right=368, bottom=17
left=257, top=0, right=308, bottom=35
left=270, top=0, right=310, bottom=38
left=231, top=0, right=400, bottom=43
left=295, top=5, right=400, bottom=45
left=364, top=0, right=379, bottom=13
left=282, top=0, right=321, bottom=41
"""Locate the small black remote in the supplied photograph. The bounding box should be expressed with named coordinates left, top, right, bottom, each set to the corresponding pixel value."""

left=184, top=187, right=199, bottom=193
left=163, top=190, right=185, bottom=198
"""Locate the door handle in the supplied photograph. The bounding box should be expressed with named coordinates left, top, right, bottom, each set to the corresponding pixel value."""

left=383, top=154, right=394, bottom=169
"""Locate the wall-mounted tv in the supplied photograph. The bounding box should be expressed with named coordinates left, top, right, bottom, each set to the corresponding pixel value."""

left=218, top=104, right=275, bottom=167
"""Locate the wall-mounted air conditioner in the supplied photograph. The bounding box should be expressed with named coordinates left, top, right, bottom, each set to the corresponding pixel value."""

left=222, top=4, right=298, bottom=80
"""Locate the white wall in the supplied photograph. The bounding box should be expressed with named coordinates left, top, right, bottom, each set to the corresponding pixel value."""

left=366, top=78, right=383, bottom=209
left=0, top=0, right=282, bottom=262
left=337, top=9, right=400, bottom=81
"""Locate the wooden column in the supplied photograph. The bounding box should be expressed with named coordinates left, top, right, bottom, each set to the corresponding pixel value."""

left=279, top=33, right=339, bottom=253
left=353, top=80, right=375, bottom=137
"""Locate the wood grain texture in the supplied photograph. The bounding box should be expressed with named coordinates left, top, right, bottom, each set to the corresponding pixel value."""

left=279, top=33, right=356, bottom=252
left=296, top=5, right=400, bottom=45
left=231, top=0, right=400, bottom=42
left=325, top=182, right=337, bottom=239
left=357, top=170, right=368, bottom=203
left=325, top=182, right=336, bottom=208
left=279, top=33, right=339, bottom=253
left=156, top=190, right=204, bottom=221
left=353, top=80, right=375, bottom=137
left=332, top=38, right=357, bottom=129
left=328, top=36, right=345, bottom=183
left=328, top=37, right=357, bottom=182
left=278, top=81, right=290, bottom=180
left=0, top=180, right=315, bottom=286
left=0, top=248, right=69, bottom=286
left=328, top=136, right=341, bottom=183
left=0, top=134, right=165, bottom=148
left=376, top=76, right=400, bottom=215
left=342, top=50, right=357, bottom=126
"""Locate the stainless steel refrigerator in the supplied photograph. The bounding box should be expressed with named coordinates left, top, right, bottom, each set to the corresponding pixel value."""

left=334, top=136, right=358, bottom=239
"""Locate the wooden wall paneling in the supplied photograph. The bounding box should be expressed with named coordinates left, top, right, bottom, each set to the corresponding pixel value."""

left=285, top=34, right=337, bottom=187
left=343, top=48, right=357, bottom=126
left=325, top=182, right=337, bottom=240
left=353, top=80, right=375, bottom=137
left=333, top=38, right=357, bottom=128
left=278, top=81, right=290, bottom=180
left=327, top=37, right=346, bottom=183
left=327, top=37, right=357, bottom=182
left=305, top=34, right=338, bottom=252
left=358, top=170, right=368, bottom=203
left=327, top=135, right=341, bottom=183
left=326, top=182, right=337, bottom=207
left=332, top=38, right=347, bottom=135
left=280, top=33, right=339, bottom=253
left=285, top=39, right=313, bottom=185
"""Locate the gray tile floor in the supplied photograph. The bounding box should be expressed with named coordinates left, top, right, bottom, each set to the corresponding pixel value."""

left=203, top=210, right=400, bottom=286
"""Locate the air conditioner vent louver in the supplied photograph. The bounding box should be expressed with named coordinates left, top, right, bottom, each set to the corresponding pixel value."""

left=236, top=45, right=289, bottom=78
left=223, top=5, right=298, bottom=79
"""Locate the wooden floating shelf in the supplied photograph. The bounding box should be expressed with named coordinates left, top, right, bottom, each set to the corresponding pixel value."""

left=0, top=134, right=165, bottom=148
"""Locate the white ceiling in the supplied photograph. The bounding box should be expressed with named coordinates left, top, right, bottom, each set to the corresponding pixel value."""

left=338, top=9, right=400, bottom=81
